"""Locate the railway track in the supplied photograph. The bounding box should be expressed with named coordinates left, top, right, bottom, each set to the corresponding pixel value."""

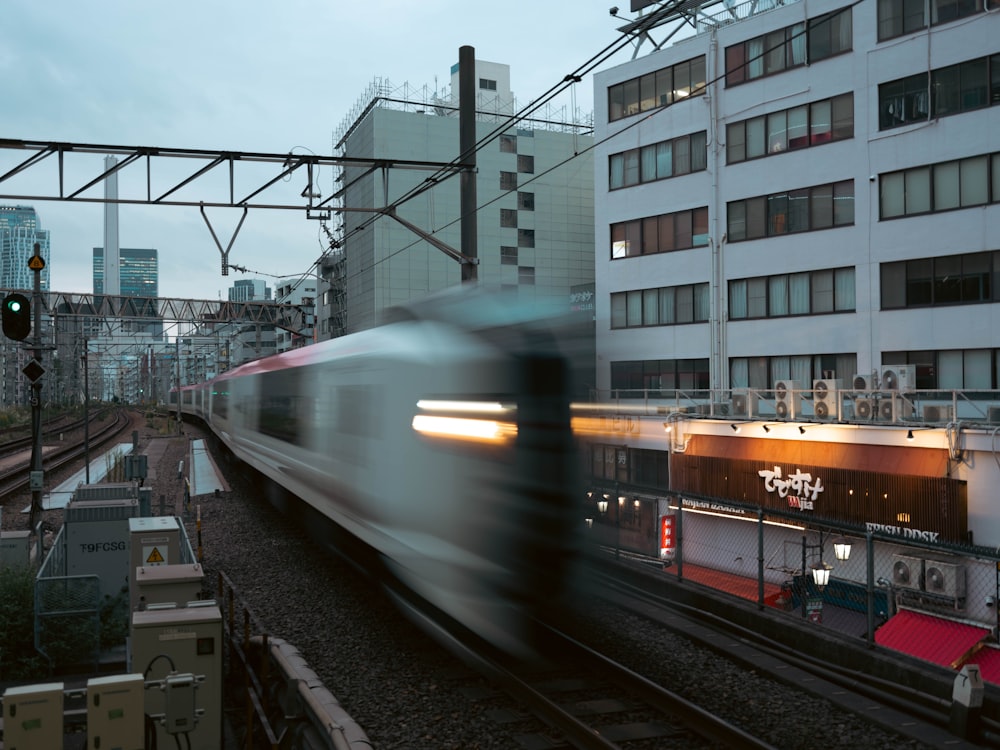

left=388, top=580, right=775, bottom=749
left=0, top=408, right=131, bottom=498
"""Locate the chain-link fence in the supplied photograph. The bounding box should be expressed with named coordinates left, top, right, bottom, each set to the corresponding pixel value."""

left=585, top=485, right=1000, bottom=677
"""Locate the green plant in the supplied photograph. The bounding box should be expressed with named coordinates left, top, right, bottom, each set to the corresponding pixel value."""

left=0, top=566, right=48, bottom=680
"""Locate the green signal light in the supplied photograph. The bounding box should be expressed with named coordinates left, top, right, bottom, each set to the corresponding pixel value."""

left=7, top=300, right=22, bottom=313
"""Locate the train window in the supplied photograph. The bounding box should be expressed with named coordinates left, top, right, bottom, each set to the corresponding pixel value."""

left=258, top=369, right=310, bottom=446
left=212, top=380, right=230, bottom=420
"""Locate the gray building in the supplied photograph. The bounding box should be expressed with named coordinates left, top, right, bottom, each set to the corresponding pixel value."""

left=335, top=60, right=595, bottom=334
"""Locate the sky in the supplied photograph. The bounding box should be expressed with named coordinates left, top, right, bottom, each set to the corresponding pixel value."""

left=0, top=0, right=643, bottom=303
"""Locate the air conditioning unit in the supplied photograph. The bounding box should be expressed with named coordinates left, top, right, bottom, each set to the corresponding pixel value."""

left=987, top=405, right=1000, bottom=424
left=851, top=373, right=874, bottom=393
left=891, top=554, right=923, bottom=591
left=923, top=560, right=966, bottom=599
left=731, top=390, right=757, bottom=418
left=695, top=401, right=731, bottom=416
left=879, top=394, right=915, bottom=421
left=854, top=397, right=876, bottom=420
left=773, top=380, right=801, bottom=419
left=922, top=404, right=954, bottom=423
left=812, top=379, right=841, bottom=420
left=880, top=364, right=916, bottom=393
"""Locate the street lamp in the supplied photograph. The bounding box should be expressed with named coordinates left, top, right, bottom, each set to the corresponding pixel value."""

left=810, top=560, right=833, bottom=590
left=832, top=536, right=852, bottom=562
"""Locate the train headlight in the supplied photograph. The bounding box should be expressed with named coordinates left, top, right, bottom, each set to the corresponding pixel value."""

left=412, top=400, right=517, bottom=443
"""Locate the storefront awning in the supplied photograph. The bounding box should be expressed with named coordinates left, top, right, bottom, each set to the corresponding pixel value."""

left=875, top=608, right=990, bottom=669
left=966, top=644, right=1000, bottom=685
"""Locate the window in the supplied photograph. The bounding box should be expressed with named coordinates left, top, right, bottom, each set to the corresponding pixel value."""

left=500, top=246, right=518, bottom=265
left=728, top=181, right=853, bottom=241
left=724, top=9, right=850, bottom=87
left=500, top=171, right=517, bottom=190
left=609, top=131, right=707, bottom=190
left=729, top=268, right=855, bottom=318
left=933, top=59, right=989, bottom=117
left=518, top=228, right=535, bottom=248
left=879, top=73, right=928, bottom=129
left=881, top=251, right=998, bottom=308
left=499, top=134, right=517, bottom=153
left=610, top=358, right=710, bottom=396
left=727, top=94, right=852, bottom=164
left=729, top=354, right=858, bottom=391
left=517, top=191, right=535, bottom=210
left=609, top=207, right=709, bottom=259
left=607, top=56, right=706, bottom=122
left=877, top=0, right=926, bottom=40
left=880, top=153, right=995, bottom=220
left=518, top=266, right=535, bottom=285
left=517, top=155, right=534, bottom=174
left=610, top=283, right=710, bottom=328
left=500, top=208, right=517, bottom=228
left=931, top=0, right=984, bottom=25
left=480, top=78, right=497, bottom=91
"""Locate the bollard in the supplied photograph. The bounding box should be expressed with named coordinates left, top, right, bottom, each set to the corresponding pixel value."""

left=950, top=663, right=984, bottom=740
left=177, top=460, right=184, bottom=479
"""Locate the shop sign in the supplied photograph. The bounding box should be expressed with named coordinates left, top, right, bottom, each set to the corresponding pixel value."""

left=758, top=465, right=824, bottom=511
left=659, top=514, right=676, bottom=560
left=864, top=523, right=940, bottom=543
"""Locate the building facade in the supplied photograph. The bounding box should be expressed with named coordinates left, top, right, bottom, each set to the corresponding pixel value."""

left=0, top=205, right=51, bottom=291
left=335, top=61, right=595, bottom=334
left=588, top=0, right=1000, bottom=596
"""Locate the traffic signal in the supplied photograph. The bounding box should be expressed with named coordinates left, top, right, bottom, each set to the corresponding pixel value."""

left=2, top=293, right=31, bottom=341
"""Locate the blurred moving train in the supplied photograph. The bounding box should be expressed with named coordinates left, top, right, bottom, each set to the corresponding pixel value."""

left=171, top=288, right=583, bottom=654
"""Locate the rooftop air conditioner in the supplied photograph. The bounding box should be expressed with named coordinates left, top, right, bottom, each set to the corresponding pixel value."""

left=732, top=390, right=757, bottom=418
left=879, top=394, right=915, bottom=421
left=812, top=379, right=841, bottom=420
left=854, top=397, right=875, bottom=420
left=891, top=554, right=923, bottom=591
left=773, top=380, right=801, bottom=419
left=923, top=560, right=966, bottom=599
left=880, top=364, right=916, bottom=393
left=852, top=373, right=874, bottom=393
left=922, top=404, right=954, bottom=423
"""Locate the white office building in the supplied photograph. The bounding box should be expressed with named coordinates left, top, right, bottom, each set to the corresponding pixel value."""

left=588, top=0, right=1000, bottom=557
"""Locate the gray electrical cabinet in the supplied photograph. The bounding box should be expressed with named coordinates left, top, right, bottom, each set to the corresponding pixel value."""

left=64, top=499, right=140, bottom=599
left=130, top=603, right=223, bottom=750
left=128, top=516, right=181, bottom=573
left=131, top=562, right=205, bottom=614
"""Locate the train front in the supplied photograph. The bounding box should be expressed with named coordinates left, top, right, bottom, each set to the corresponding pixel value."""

left=381, top=291, right=585, bottom=657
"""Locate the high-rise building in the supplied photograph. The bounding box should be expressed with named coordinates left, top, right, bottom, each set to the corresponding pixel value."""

left=228, top=279, right=271, bottom=303
left=0, top=205, right=50, bottom=290
left=335, top=60, right=595, bottom=334
left=93, top=247, right=158, bottom=297
left=588, top=1, right=1000, bottom=558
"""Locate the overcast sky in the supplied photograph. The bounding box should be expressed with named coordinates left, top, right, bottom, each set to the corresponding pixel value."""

left=1, top=1, right=640, bottom=303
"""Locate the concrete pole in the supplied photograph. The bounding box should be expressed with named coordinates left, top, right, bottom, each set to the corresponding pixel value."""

left=459, top=45, right=478, bottom=284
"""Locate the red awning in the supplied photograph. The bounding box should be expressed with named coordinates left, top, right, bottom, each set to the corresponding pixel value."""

left=966, top=645, right=1000, bottom=686
left=875, top=609, right=990, bottom=669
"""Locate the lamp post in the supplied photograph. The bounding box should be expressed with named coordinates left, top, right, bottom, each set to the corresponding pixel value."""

left=800, top=530, right=852, bottom=621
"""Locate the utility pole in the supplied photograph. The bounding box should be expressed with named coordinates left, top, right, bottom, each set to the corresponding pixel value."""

left=459, top=45, right=478, bottom=283
left=27, top=242, right=46, bottom=530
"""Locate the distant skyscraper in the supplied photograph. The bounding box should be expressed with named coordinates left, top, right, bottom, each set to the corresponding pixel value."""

left=228, top=279, right=271, bottom=302
left=93, top=248, right=158, bottom=297
left=0, top=205, right=51, bottom=290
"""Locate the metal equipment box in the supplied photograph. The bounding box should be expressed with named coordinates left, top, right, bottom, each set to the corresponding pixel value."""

left=131, top=562, right=205, bottom=614
left=2, top=682, right=64, bottom=749
left=87, top=674, right=144, bottom=750
left=128, top=516, right=181, bottom=573
left=73, top=482, right=137, bottom=502
left=65, top=499, right=141, bottom=599
left=130, top=603, right=222, bottom=750
left=0, top=529, right=34, bottom=569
